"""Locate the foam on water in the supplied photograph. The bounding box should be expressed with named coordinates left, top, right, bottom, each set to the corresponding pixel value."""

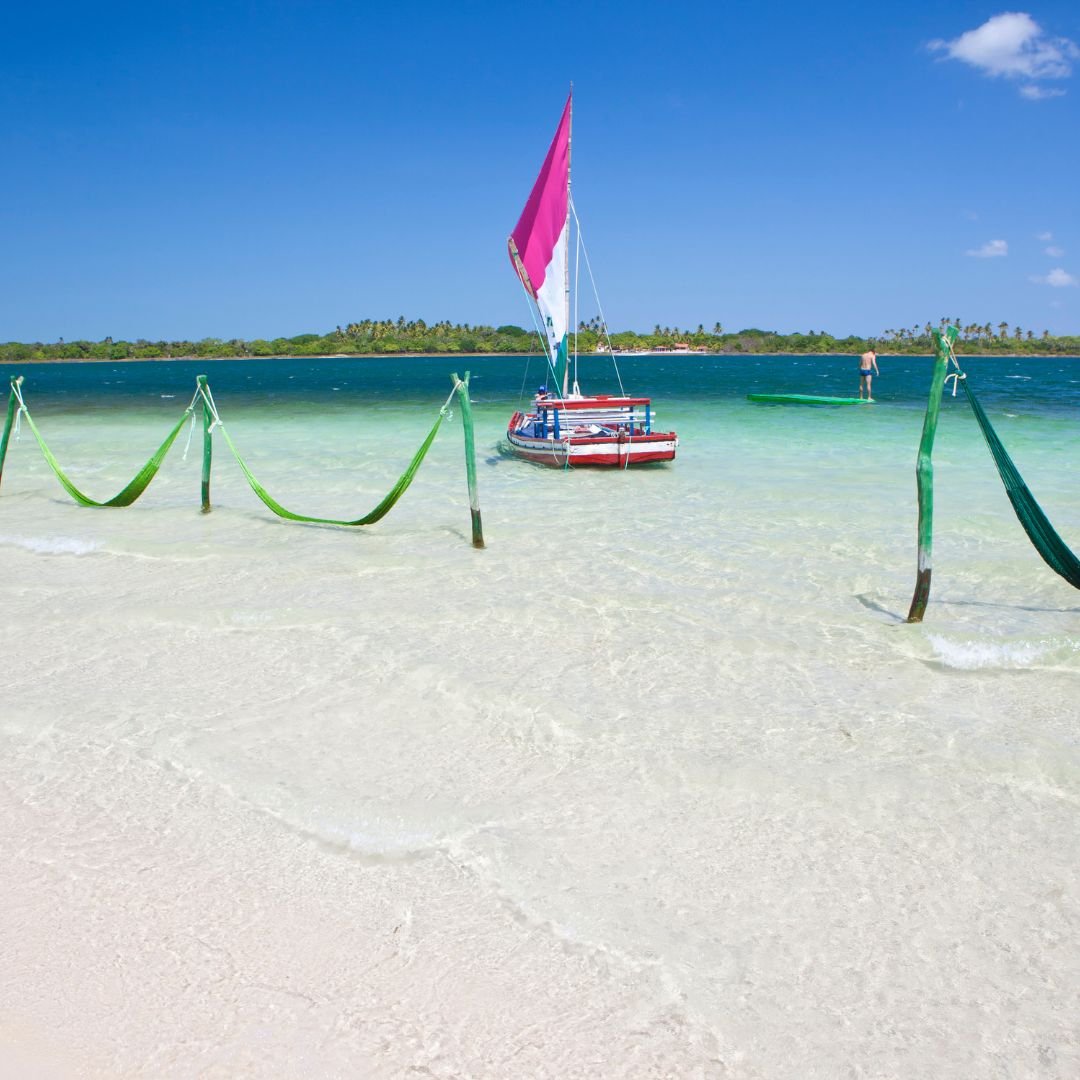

left=925, top=632, right=1079, bottom=669
left=0, top=532, right=101, bottom=555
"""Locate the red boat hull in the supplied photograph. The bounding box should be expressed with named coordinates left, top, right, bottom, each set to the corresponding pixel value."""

left=506, top=418, right=677, bottom=468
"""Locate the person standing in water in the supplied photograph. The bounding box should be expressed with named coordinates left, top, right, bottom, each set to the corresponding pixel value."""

left=858, top=349, right=879, bottom=400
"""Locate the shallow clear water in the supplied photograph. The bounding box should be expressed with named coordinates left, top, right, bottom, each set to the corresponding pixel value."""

left=1, top=354, right=1078, bottom=1078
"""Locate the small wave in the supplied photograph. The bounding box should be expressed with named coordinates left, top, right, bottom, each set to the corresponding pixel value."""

left=287, top=816, right=503, bottom=864
left=0, top=534, right=100, bottom=556
left=926, top=633, right=1071, bottom=670
left=1005, top=375, right=1032, bottom=380
left=160, top=394, right=176, bottom=399
left=334, top=827, right=445, bottom=858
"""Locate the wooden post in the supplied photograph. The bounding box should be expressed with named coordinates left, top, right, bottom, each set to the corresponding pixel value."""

left=0, top=376, right=22, bottom=492
left=907, top=326, right=959, bottom=622
left=451, top=371, right=484, bottom=548
left=198, top=375, right=213, bottom=513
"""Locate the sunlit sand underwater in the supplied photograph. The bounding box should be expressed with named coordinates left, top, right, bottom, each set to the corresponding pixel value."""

left=2, top=354, right=1078, bottom=1078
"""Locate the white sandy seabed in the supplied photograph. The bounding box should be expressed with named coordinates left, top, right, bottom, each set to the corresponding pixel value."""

left=1, top=401, right=1078, bottom=1078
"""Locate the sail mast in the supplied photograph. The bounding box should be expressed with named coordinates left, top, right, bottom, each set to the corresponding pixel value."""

left=563, top=88, right=572, bottom=398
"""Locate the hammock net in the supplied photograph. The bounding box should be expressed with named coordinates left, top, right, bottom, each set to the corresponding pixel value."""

left=961, top=378, right=1080, bottom=589
left=1, top=379, right=448, bottom=528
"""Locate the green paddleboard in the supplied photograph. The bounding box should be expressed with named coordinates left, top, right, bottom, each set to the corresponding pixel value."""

left=747, top=393, right=874, bottom=406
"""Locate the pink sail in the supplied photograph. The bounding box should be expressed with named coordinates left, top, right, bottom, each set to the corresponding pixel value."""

left=508, top=93, right=571, bottom=301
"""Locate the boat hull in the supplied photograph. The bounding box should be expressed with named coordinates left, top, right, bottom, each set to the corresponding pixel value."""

left=506, top=427, right=678, bottom=468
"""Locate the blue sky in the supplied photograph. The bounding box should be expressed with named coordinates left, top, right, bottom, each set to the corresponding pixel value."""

left=1, top=1, right=1078, bottom=341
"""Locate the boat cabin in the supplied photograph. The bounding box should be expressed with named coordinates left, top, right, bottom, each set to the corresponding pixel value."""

left=520, top=396, right=656, bottom=440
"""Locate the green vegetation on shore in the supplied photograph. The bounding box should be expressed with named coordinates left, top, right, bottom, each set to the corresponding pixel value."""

left=3, top=317, right=1078, bottom=362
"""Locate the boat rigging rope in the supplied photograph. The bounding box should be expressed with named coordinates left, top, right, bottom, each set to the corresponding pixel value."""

left=573, top=224, right=581, bottom=393
left=517, top=280, right=559, bottom=402
left=569, top=195, right=626, bottom=397
left=953, top=361, right=1080, bottom=589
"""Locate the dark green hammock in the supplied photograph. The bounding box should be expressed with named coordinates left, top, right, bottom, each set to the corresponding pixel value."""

left=961, top=378, right=1080, bottom=589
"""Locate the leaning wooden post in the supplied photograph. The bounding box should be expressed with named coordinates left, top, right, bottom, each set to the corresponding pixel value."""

left=197, top=375, right=213, bottom=513
left=906, top=325, right=959, bottom=622
left=0, top=376, right=22, bottom=492
left=451, top=371, right=484, bottom=548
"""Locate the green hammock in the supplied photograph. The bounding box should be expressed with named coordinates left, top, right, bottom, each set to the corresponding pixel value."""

left=1, top=374, right=482, bottom=545
left=961, top=378, right=1080, bottom=589
left=214, top=413, right=444, bottom=526
left=19, top=407, right=191, bottom=507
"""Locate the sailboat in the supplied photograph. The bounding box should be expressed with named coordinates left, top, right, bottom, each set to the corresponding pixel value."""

left=506, top=92, right=678, bottom=468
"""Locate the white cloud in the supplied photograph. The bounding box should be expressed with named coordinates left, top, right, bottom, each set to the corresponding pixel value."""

left=1045, top=245, right=1065, bottom=257
left=929, top=13, right=1079, bottom=98
left=1037, top=231, right=1053, bottom=241
left=1030, top=268, right=1078, bottom=287
left=1020, top=84, right=1066, bottom=99
left=966, top=239, right=1008, bottom=258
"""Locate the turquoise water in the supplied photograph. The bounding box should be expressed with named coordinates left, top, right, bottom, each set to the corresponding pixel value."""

left=1, top=354, right=1078, bottom=1077
left=11, top=349, right=1080, bottom=415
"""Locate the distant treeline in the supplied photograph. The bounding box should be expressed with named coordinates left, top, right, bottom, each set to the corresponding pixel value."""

left=2, top=317, right=1078, bottom=362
